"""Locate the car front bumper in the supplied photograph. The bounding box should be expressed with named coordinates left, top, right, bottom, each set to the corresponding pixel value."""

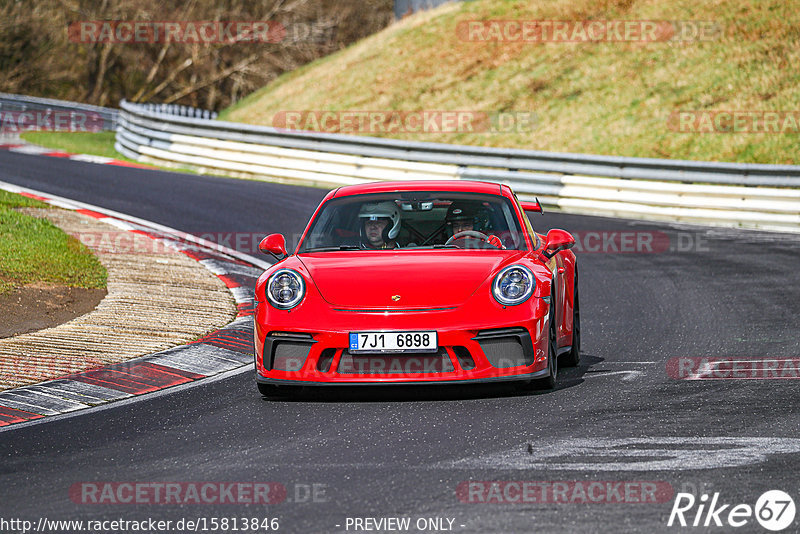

left=254, top=298, right=551, bottom=384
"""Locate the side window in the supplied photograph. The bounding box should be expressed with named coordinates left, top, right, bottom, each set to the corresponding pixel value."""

left=514, top=194, right=539, bottom=249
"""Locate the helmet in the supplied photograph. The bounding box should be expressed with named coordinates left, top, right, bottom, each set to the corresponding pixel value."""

left=358, top=201, right=401, bottom=240
left=446, top=200, right=484, bottom=229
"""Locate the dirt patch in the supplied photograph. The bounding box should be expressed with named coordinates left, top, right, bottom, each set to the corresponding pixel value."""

left=0, top=283, right=107, bottom=338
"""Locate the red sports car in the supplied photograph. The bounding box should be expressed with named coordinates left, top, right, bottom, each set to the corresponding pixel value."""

left=254, top=180, right=579, bottom=395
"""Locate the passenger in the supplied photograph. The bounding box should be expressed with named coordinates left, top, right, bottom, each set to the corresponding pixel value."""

left=358, top=201, right=401, bottom=249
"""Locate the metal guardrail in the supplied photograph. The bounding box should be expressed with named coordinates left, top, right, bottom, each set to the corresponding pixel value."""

left=115, top=100, right=800, bottom=232
left=0, top=92, right=118, bottom=131
left=128, top=102, right=218, bottom=121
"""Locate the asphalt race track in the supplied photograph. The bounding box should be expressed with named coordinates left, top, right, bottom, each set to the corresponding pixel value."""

left=1, top=150, right=800, bottom=533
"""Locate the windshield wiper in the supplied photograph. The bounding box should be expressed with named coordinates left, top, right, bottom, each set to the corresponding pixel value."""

left=404, top=244, right=459, bottom=249
left=302, top=245, right=361, bottom=252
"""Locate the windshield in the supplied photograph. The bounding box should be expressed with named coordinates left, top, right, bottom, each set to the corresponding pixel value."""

left=298, top=191, right=528, bottom=252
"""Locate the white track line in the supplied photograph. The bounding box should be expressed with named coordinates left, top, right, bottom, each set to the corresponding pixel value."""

left=0, top=366, right=251, bottom=434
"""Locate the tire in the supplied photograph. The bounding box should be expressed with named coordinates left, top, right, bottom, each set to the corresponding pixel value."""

left=531, top=298, right=558, bottom=390
left=559, top=269, right=581, bottom=367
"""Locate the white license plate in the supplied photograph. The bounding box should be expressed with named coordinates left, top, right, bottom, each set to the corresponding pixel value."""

left=349, top=331, right=438, bottom=353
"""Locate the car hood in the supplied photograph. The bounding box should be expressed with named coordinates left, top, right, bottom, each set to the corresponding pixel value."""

left=298, top=251, right=522, bottom=308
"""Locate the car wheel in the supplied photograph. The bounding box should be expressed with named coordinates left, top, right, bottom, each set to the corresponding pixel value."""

left=559, top=270, right=581, bottom=367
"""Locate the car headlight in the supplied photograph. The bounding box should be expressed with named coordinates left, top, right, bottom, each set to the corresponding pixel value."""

left=266, top=269, right=305, bottom=309
left=492, top=265, right=535, bottom=306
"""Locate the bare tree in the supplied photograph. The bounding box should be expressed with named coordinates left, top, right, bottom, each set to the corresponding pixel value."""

left=0, top=0, right=393, bottom=110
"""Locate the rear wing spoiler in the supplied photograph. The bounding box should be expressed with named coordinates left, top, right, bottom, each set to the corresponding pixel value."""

left=519, top=198, right=543, bottom=214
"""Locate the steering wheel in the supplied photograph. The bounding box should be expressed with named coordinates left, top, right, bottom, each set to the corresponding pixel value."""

left=445, top=230, right=490, bottom=245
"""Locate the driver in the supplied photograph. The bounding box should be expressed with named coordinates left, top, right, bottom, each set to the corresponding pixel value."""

left=446, top=201, right=479, bottom=237
left=445, top=200, right=504, bottom=248
left=358, top=201, right=401, bottom=249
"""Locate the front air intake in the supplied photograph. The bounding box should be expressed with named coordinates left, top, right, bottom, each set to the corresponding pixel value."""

left=453, top=346, right=475, bottom=370
left=474, top=328, right=534, bottom=368
left=272, top=342, right=311, bottom=371
left=263, top=332, right=315, bottom=371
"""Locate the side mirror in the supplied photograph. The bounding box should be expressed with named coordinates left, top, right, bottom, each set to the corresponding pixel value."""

left=259, top=233, right=288, bottom=260
left=543, top=229, right=575, bottom=259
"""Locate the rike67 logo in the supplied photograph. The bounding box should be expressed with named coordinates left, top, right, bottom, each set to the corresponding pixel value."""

left=668, top=490, right=796, bottom=531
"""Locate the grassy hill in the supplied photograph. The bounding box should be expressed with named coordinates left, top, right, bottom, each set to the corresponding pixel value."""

left=220, top=0, right=800, bottom=164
